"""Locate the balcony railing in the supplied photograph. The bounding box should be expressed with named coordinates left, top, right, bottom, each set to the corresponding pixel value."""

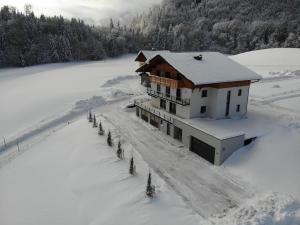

left=147, top=88, right=190, bottom=106
left=149, top=75, right=183, bottom=89
left=134, top=100, right=173, bottom=123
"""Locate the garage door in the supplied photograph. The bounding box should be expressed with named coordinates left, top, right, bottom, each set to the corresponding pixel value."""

left=190, top=136, right=215, bottom=164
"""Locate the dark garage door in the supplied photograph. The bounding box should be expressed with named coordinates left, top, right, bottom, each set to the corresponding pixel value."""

left=190, top=136, right=215, bottom=164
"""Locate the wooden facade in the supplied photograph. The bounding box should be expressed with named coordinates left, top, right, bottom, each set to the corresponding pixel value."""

left=136, top=54, right=252, bottom=90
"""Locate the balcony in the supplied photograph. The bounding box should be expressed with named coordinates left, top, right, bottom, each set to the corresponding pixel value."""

left=149, top=75, right=183, bottom=89
left=147, top=88, right=190, bottom=106
left=134, top=99, right=174, bottom=123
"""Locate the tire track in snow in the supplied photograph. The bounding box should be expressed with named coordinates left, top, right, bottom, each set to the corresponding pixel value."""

left=103, top=107, right=253, bottom=218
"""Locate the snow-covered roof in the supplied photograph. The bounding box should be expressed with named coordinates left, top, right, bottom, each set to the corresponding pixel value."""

left=145, top=52, right=262, bottom=85
left=177, top=111, right=271, bottom=140
left=135, top=50, right=170, bottom=62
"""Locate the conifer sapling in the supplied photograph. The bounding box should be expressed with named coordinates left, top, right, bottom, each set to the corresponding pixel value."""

left=146, top=172, right=155, bottom=198
left=93, top=115, right=97, bottom=128
left=88, top=111, right=93, bottom=123
left=98, top=121, right=104, bottom=135
left=129, top=156, right=136, bottom=175
left=107, top=131, right=112, bottom=147
left=117, top=140, right=123, bottom=159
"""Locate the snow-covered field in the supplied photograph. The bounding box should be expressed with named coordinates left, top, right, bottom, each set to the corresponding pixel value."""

left=1, top=48, right=300, bottom=225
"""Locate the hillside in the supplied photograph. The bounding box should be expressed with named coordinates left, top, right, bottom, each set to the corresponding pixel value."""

left=132, top=0, right=300, bottom=53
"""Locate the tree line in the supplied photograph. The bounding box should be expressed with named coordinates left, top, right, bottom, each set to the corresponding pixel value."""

left=132, top=0, right=300, bottom=54
left=0, top=5, right=142, bottom=67
left=1, top=0, right=300, bottom=67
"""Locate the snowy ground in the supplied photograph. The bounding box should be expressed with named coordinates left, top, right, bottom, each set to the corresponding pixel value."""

left=1, top=49, right=300, bottom=225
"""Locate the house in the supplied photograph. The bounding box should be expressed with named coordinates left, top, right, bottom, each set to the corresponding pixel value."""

left=134, top=51, right=262, bottom=165
left=135, top=50, right=170, bottom=87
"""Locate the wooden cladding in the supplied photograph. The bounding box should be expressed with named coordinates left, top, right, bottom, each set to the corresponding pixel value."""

left=150, top=75, right=181, bottom=88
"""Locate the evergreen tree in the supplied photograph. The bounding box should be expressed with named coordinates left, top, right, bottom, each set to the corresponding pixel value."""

left=98, top=121, right=104, bottom=135
left=146, top=172, right=155, bottom=198
left=129, top=156, right=136, bottom=175
left=107, top=130, right=112, bottom=147
left=93, top=115, right=97, bottom=128
left=117, top=140, right=124, bottom=159
left=88, top=111, right=93, bottom=123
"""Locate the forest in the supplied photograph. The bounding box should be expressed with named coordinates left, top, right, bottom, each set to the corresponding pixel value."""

left=1, top=0, right=300, bottom=67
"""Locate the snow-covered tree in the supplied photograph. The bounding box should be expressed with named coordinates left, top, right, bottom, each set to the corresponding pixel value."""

left=146, top=172, right=155, bottom=198
left=88, top=111, right=93, bottom=123
left=129, top=156, right=136, bottom=175
left=98, top=121, right=104, bottom=135
left=107, top=130, right=112, bottom=147
left=116, top=140, right=124, bottom=159
left=93, top=115, right=97, bottom=128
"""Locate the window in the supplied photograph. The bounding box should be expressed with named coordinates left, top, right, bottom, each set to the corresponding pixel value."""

left=200, top=106, right=207, bottom=114
left=156, top=70, right=160, bottom=76
left=157, top=84, right=161, bottom=94
left=238, top=89, right=242, bottom=96
left=169, top=102, right=176, bottom=114
left=176, top=73, right=182, bottom=80
left=236, top=104, right=240, bottom=112
left=166, top=86, right=170, bottom=97
left=176, top=89, right=181, bottom=101
left=165, top=72, right=171, bottom=78
left=167, top=123, right=170, bottom=135
left=160, top=99, right=166, bottom=109
left=202, top=90, right=208, bottom=97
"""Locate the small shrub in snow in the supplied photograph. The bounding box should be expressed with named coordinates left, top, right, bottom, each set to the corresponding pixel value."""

left=129, top=156, right=136, bottom=175
left=88, top=111, right=93, bottom=123
left=107, top=131, right=113, bottom=147
left=93, top=115, right=97, bottom=128
left=146, top=172, right=155, bottom=198
left=98, top=121, right=104, bottom=135
left=117, top=141, right=124, bottom=159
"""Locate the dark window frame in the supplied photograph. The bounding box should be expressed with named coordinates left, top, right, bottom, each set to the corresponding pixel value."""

left=200, top=106, right=207, bottom=114
left=165, top=72, right=171, bottom=78
left=160, top=99, right=166, bottom=109
left=166, top=86, right=170, bottom=97
left=176, top=89, right=181, bottom=101
left=157, top=84, right=161, bottom=94
left=238, top=89, right=242, bottom=96
left=169, top=102, right=176, bottom=114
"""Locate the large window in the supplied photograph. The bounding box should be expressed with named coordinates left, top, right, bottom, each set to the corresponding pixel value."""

left=157, top=84, right=161, bottom=94
left=169, top=102, right=176, bottom=114
left=166, top=86, right=170, bottom=97
left=160, top=99, right=166, bottom=109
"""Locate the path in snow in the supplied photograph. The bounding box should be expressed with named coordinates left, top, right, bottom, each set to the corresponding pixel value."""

left=101, top=105, right=253, bottom=218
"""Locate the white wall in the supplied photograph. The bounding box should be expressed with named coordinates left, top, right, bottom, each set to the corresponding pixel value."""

left=190, top=85, right=250, bottom=119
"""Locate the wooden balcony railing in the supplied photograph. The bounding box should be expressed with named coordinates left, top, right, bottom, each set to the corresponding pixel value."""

left=149, top=75, right=182, bottom=88
left=147, top=88, right=190, bottom=106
